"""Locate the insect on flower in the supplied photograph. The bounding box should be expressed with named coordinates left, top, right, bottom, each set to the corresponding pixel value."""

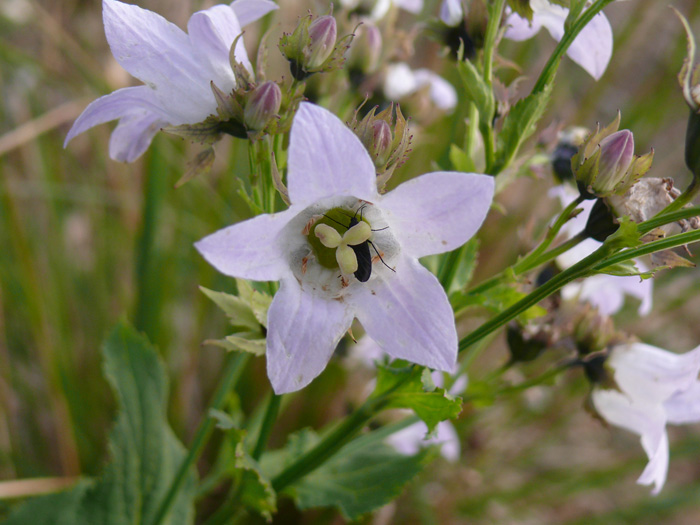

left=316, top=203, right=395, bottom=282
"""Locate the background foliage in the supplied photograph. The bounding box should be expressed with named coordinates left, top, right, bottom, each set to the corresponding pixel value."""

left=2, top=0, right=700, bottom=523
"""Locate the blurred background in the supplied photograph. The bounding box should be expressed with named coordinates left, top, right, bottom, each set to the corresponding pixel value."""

left=2, top=0, right=700, bottom=523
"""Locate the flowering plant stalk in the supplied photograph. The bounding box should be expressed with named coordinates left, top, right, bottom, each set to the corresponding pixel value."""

left=6, top=0, right=700, bottom=523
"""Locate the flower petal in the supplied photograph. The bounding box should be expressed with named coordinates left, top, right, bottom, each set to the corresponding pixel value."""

left=563, top=10, right=613, bottom=80
left=386, top=420, right=460, bottom=462
left=440, top=0, right=463, bottom=27
left=384, top=63, right=419, bottom=101
left=351, top=256, right=457, bottom=372
left=266, top=278, right=354, bottom=393
left=64, top=86, right=165, bottom=148
left=664, top=381, right=700, bottom=425
left=108, top=111, right=165, bottom=162
left=380, top=171, right=494, bottom=258
left=230, top=0, right=278, bottom=27
left=103, top=0, right=214, bottom=124
left=412, top=69, right=458, bottom=112
left=504, top=11, right=543, bottom=41
left=194, top=207, right=298, bottom=281
left=394, top=0, right=423, bottom=14
left=287, top=103, right=377, bottom=207
left=610, top=343, right=700, bottom=404
left=187, top=5, right=247, bottom=94
left=592, top=388, right=669, bottom=494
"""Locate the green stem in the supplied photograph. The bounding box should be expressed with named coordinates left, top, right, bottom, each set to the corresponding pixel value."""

left=482, top=122, right=496, bottom=174
left=251, top=394, right=282, bottom=461
left=652, top=178, right=700, bottom=217
left=271, top=395, right=387, bottom=492
left=531, top=0, right=616, bottom=94
left=482, top=0, right=506, bottom=86
left=467, top=197, right=587, bottom=296
left=151, top=352, right=250, bottom=525
left=638, top=205, right=700, bottom=234
left=459, top=225, right=700, bottom=353
left=464, top=103, right=480, bottom=158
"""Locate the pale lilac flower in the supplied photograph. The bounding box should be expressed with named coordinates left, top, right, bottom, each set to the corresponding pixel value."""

left=341, top=0, right=423, bottom=21
left=592, top=342, right=700, bottom=494
left=196, top=102, right=494, bottom=393
left=440, top=0, right=463, bottom=27
left=384, top=63, right=458, bottom=112
left=64, top=0, right=278, bottom=162
left=504, top=0, right=613, bottom=80
left=550, top=185, right=652, bottom=316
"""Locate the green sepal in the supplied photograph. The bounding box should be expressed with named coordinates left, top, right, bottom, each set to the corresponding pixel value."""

left=200, top=286, right=260, bottom=332
left=449, top=143, right=477, bottom=173
left=371, top=364, right=462, bottom=434
left=601, top=216, right=641, bottom=252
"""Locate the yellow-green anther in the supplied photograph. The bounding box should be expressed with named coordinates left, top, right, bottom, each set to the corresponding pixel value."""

left=344, top=221, right=372, bottom=246
left=336, top=245, right=358, bottom=275
left=315, top=223, right=342, bottom=248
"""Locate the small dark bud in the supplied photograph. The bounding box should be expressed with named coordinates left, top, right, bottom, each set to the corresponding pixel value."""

left=506, top=323, right=548, bottom=363
left=685, top=108, right=700, bottom=177
left=583, top=198, right=619, bottom=242
left=582, top=352, right=610, bottom=385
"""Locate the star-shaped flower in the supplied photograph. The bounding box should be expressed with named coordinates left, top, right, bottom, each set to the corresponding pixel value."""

left=64, top=0, right=278, bottom=162
left=591, top=342, right=700, bottom=494
left=504, top=0, right=613, bottom=80
left=196, top=102, right=494, bottom=393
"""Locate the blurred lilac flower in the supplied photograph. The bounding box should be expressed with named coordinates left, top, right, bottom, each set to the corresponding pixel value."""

left=592, top=342, right=700, bottom=494
left=341, top=0, right=423, bottom=20
left=504, top=0, right=613, bottom=80
left=64, top=0, right=278, bottom=162
left=550, top=185, right=652, bottom=316
left=196, top=102, right=494, bottom=393
left=439, top=0, right=463, bottom=27
left=383, top=63, right=458, bottom=112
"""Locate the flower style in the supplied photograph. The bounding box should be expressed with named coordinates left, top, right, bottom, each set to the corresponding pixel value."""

left=551, top=185, right=652, bottom=316
left=196, top=102, right=494, bottom=393
left=504, top=0, right=613, bottom=80
left=591, top=342, right=700, bottom=494
left=64, top=0, right=278, bottom=162
left=383, top=63, right=458, bottom=112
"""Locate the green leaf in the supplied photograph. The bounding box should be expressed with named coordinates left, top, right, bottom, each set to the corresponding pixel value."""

left=446, top=238, right=480, bottom=295
left=602, top=216, right=641, bottom=252
left=200, top=286, right=260, bottom=332
left=507, top=0, right=534, bottom=21
left=495, top=83, right=553, bottom=171
left=272, top=429, right=430, bottom=521
left=457, top=59, right=495, bottom=128
left=229, top=430, right=277, bottom=520
left=597, top=260, right=655, bottom=278
left=449, top=143, right=477, bottom=173
left=6, top=322, right=197, bottom=525
left=372, top=365, right=462, bottom=434
left=235, top=279, right=272, bottom=327
left=453, top=281, right=547, bottom=322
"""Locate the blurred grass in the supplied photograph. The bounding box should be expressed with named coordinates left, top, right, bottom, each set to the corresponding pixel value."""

left=2, top=0, right=700, bottom=523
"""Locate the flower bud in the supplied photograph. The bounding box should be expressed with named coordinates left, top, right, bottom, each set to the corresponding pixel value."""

left=583, top=198, right=619, bottom=242
left=573, top=114, right=652, bottom=198
left=594, top=130, right=635, bottom=194
left=244, top=81, right=281, bottom=131
left=573, top=308, right=616, bottom=357
left=348, top=21, right=382, bottom=75
left=307, top=16, right=337, bottom=69
left=440, top=0, right=464, bottom=27
left=685, top=109, right=700, bottom=177
left=348, top=103, right=411, bottom=187
left=506, top=323, right=547, bottom=364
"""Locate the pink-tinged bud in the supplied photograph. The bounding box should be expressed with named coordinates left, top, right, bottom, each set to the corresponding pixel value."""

left=349, top=22, right=382, bottom=74
left=595, top=130, right=634, bottom=194
left=371, top=120, right=393, bottom=165
left=307, top=15, right=337, bottom=69
left=244, top=81, right=282, bottom=131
